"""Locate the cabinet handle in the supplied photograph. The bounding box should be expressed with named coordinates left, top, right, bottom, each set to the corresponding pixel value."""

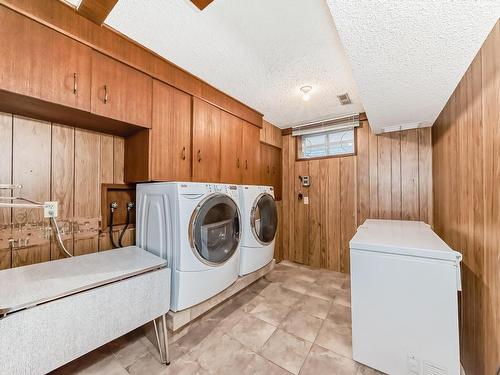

left=181, top=147, right=186, bottom=160
left=104, top=84, right=108, bottom=104
left=267, top=165, right=270, bottom=174
left=197, top=150, right=201, bottom=162
left=73, top=73, right=77, bottom=95
left=245, top=160, right=248, bottom=169
left=237, top=158, right=240, bottom=168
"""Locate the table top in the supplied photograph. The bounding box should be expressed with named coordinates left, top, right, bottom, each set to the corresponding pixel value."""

left=0, top=246, right=167, bottom=315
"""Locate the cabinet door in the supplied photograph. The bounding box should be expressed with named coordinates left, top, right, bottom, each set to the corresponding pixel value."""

left=220, top=111, right=243, bottom=184
left=192, top=98, right=221, bottom=182
left=91, top=51, right=152, bottom=128
left=151, top=80, right=192, bottom=181
left=241, top=121, right=261, bottom=185
left=260, top=143, right=272, bottom=186
left=0, top=7, right=91, bottom=111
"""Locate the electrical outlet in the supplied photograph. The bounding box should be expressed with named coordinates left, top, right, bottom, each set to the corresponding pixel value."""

left=44, top=201, right=58, bottom=218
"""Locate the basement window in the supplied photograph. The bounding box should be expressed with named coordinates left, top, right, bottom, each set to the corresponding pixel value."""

left=297, top=128, right=356, bottom=159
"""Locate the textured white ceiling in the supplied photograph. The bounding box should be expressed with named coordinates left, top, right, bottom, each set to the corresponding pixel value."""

left=64, top=0, right=363, bottom=127
left=327, top=0, right=500, bottom=133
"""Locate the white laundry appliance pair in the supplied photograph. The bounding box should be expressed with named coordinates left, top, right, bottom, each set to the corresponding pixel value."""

left=237, top=185, right=278, bottom=276
left=136, top=182, right=277, bottom=312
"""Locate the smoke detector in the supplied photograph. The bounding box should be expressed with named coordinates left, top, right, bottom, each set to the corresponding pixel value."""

left=337, top=93, right=351, bottom=105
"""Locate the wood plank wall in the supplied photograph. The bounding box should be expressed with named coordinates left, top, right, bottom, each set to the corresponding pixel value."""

left=0, top=111, right=134, bottom=270
left=281, top=121, right=432, bottom=273
left=432, top=21, right=499, bottom=375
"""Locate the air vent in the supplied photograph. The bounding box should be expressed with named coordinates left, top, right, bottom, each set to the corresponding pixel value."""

left=337, top=93, right=351, bottom=105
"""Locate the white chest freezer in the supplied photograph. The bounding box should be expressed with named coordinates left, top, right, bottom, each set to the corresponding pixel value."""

left=349, top=220, right=462, bottom=375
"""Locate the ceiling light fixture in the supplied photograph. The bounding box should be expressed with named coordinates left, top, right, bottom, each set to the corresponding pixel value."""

left=300, top=86, right=313, bottom=101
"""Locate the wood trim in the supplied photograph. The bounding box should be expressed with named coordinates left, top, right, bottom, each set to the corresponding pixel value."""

left=1, top=1, right=263, bottom=128
left=281, top=113, right=366, bottom=136
left=77, top=0, right=118, bottom=25
left=0, top=89, right=144, bottom=137
left=190, top=0, right=214, bottom=11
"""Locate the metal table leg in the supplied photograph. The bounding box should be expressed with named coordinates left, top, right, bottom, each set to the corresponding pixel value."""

left=153, top=315, right=170, bottom=365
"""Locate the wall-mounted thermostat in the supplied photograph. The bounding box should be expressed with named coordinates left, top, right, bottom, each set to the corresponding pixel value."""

left=299, top=175, right=310, bottom=187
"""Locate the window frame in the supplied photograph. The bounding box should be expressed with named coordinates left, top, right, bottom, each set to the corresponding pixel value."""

left=295, top=127, right=357, bottom=161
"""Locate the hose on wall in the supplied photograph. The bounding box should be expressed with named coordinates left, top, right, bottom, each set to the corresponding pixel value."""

left=118, top=202, right=134, bottom=248
left=109, top=202, right=120, bottom=249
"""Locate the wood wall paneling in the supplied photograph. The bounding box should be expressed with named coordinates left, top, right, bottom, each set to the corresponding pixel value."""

left=73, top=129, right=100, bottom=256
left=50, top=124, right=75, bottom=259
left=100, top=134, right=114, bottom=184
left=12, top=116, right=51, bottom=267
left=0, top=112, right=12, bottom=269
left=281, top=135, right=294, bottom=261
left=377, top=134, right=392, bottom=219
left=307, top=159, right=321, bottom=268
left=293, top=161, right=309, bottom=265
left=0, top=112, right=133, bottom=268
left=432, top=21, right=499, bottom=375
left=339, top=156, right=356, bottom=273
left=356, top=121, right=369, bottom=225
left=281, top=123, right=432, bottom=273
left=113, top=137, right=125, bottom=184
left=390, top=131, right=402, bottom=220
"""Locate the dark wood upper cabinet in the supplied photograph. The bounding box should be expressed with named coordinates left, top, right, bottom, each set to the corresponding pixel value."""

left=220, top=111, right=243, bottom=184
left=0, top=7, right=91, bottom=111
left=241, top=121, right=261, bottom=185
left=192, top=98, right=221, bottom=182
left=124, top=81, right=192, bottom=182
left=150, top=80, right=192, bottom=181
left=260, top=143, right=282, bottom=200
left=91, top=51, right=152, bottom=128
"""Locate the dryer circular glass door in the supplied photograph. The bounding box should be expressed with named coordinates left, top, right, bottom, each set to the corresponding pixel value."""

left=189, top=193, right=241, bottom=266
left=251, top=193, right=278, bottom=245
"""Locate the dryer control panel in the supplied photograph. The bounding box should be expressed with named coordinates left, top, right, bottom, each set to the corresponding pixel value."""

left=210, top=184, right=240, bottom=201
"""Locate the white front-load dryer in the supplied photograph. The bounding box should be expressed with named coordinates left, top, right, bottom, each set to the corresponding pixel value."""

left=238, top=185, right=278, bottom=276
left=136, top=182, right=241, bottom=311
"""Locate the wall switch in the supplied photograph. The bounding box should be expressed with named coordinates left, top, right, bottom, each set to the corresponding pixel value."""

left=303, top=196, right=309, bottom=205
left=44, top=201, right=58, bottom=218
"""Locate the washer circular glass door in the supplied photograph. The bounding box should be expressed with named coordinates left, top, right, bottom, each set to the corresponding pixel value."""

left=251, top=193, right=278, bottom=245
left=189, top=193, right=241, bottom=266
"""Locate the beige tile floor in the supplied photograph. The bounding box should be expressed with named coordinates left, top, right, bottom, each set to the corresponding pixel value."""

left=51, top=261, right=384, bottom=375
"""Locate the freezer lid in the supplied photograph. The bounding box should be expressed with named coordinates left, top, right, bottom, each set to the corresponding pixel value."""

left=350, top=219, right=462, bottom=262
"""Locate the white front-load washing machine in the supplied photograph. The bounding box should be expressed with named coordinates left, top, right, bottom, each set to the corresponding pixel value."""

left=238, top=185, right=278, bottom=276
left=136, top=182, right=241, bottom=311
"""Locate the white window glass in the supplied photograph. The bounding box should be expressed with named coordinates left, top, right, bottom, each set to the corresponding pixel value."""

left=298, top=128, right=355, bottom=159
